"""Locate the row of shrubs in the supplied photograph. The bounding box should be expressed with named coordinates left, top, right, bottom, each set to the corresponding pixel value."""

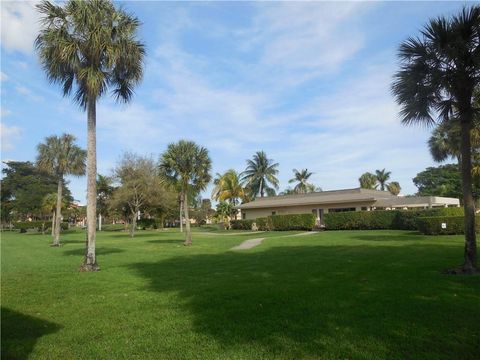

left=13, top=221, right=69, bottom=233
left=323, top=207, right=470, bottom=235
left=231, top=213, right=316, bottom=231
left=417, top=216, right=480, bottom=235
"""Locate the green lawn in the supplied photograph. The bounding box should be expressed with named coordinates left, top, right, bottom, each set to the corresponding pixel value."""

left=1, top=228, right=479, bottom=359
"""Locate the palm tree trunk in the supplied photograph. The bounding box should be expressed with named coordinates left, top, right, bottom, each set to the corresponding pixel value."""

left=82, top=96, right=99, bottom=271
left=130, top=211, right=136, bottom=238
left=183, top=190, right=192, bottom=246
left=459, top=120, right=478, bottom=273
left=52, top=178, right=63, bottom=246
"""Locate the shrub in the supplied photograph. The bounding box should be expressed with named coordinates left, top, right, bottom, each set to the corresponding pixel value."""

left=324, top=207, right=464, bottom=231
left=324, top=211, right=397, bottom=230
left=417, top=215, right=480, bottom=235
left=269, top=213, right=316, bottom=231
left=230, top=219, right=254, bottom=230
left=255, top=217, right=272, bottom=231
left=13, top=221, right=69, bottom=232
left=137, top=218, right=159, bottom=230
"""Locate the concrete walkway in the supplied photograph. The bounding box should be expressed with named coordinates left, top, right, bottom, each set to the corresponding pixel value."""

left=285, top=231, right=319, bottom=237
left=230, top=238, right=265, bottom=250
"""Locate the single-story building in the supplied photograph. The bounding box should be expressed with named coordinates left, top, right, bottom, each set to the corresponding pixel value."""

left=236, top=188, right=460, bottom=226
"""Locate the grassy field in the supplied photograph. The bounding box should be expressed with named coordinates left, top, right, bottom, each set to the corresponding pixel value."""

left=1, top=228, right=479, bottom=359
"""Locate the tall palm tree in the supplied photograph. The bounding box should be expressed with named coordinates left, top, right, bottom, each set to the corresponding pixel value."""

left=42, top=192, right=68, bottom=236
left=241, top=151, right=279, bottom=198
left=212, top=169, right=248, bottom=206
left=37, top=134, right=86, bottom=246
left=387, top=181, right=401, bottom=196
left=375, top=169, right=391, bottom=191
left=159, top=140, right=212, bottom=246
left=392, top=6, right=480, bottom=273
left=288, top=169, right=314, bottom=194
left=36, top=0, right=145, bottom=270
left=359, top=172, right=378, bottom=190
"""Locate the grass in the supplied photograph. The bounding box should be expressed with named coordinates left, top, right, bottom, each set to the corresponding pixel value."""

left=1, top=228, right=479, bottom=359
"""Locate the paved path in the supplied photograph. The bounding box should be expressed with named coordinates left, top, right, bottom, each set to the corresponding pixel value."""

left=286, top=231, right=319, bottom=237
left=230, top=238, right=265, bottom=250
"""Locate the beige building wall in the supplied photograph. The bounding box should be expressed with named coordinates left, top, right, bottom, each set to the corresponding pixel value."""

left=242, top=201, right=375, bottom=220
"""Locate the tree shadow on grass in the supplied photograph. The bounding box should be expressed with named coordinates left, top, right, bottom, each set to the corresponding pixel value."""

left=1, top=307, right=61, bottom=360
left=62, top=247, right=125, bottom=256
left=348, top=232, right=428, bottom=242
left=128, top=243, right=480, bottom=359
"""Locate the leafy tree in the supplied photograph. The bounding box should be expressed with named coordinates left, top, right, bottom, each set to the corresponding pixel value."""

left=36, top=0, right=145, bottom=269
left=37, top=134, right=86, bottom=246
left=97, top=174, right=114, bottom=230
left=159, top=140, right=212, bottom=245
left=359, top=172, right=378, bottom=190
left=288, top=169, right=314, bottom=194
left=392, top=6, right=480, bottom=273
left=1, top=161, right=73, bottom=222
left=387, top=181, right=402, bottom=196
left=215, top=201, right=236, bottom=226
left=110, top=153, right=170, bottom=238
left=413, top=164, right=467, bottom=199
left=212, top=169, right=248, bottom=206
left=375, top=169, right=391, bottom=191
left=241, top=151, right=279, bottom=198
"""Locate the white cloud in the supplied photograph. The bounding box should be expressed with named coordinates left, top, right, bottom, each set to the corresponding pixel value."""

left=15, top=85, right=44, bottom=102
left=1, top=1, right=41, bottom=54
left=0, top=123, right=22, bottom=152
left=0, top=72, right=8, bottom=81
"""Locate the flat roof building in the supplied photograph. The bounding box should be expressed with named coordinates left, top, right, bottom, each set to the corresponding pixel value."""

left=236, top=188, right=459, bottom=225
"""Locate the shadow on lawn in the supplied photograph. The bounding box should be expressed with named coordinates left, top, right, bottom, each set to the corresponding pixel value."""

left=1, top=307, right=61, bottom=360
left=129, top=243, right=480, bottom=359
left=349, top=232, right=427, bottom=242
left=62, top=247, right=124, bottom=256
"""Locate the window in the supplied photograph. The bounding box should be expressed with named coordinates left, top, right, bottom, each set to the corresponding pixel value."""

left=328, top=208, right=356, bottom=213
left=242, top=212, right=246, bottom=220
left=272, top=211, right=277, bottom=216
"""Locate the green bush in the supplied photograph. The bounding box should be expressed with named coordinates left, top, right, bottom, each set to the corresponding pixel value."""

left=324, top=211, right=397, bottom=230
left=417, top=215, right=480, bottom=235
left=255, top=217, right=272, bottom=231
left=137, top=218, right=159, bottom=230
left=268, top=213, right=316, bottom=231
left=13, top=221, right=69, bottom=232
left=230, top=219, right=254, bottom=230
left=325, top=207, right=464, bottom=231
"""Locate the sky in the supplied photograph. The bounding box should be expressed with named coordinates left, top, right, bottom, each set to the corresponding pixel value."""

left=0, top=1, right=474, bottom=204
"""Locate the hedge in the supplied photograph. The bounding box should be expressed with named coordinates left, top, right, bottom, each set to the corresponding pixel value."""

left=13, top=221, right=69, bottom=233
left=324, top=207, right=464, bottom=231
left=230, top=219, right=254, bottom=230
left=137, top=218, right=159, bottom=230
left=269, top=213, right=316, bottom=231
left=417, top=215, right=480, bottom=235
left=324, top=211, right=397, bottom=230
left=255, top=217, right=272, bottom=231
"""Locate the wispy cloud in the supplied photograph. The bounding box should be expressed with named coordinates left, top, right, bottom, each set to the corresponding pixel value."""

left=15, top=85, right=44, bottom=102
left=0, top=123, right=22, bottom=152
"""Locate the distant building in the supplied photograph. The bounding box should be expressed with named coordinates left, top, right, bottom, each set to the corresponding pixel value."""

left=236, top=188, right=459, bottom=226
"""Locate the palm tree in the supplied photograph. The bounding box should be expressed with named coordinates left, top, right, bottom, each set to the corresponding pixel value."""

left=241, top=151, right=279, bottom=198
left=359, top=172, right=378, bottom=190
left=42, top=193, right=66, bottom=236
left=159, top=140, right=212, bottom=246
left=36, top=0, right=145, bottom=270
left=212, top=169, right=248, bottom=207
left=387, top=181, right=401, bottom=196
left=37, top=134, right=86, bottom=246
left=288, top=169, right=314, bottom=194
left=375, top=169, right=391, bottom=191
left=392, top=6, right=480, bottom=273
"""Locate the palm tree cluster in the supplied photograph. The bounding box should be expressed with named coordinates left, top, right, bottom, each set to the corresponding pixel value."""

left=392, top=5, right=480, bottom=273
left=36, top=134, right=86, bottom=246
left=358, top=169, right=401, bottom=195
left=36, top=0, right=145, bottom=270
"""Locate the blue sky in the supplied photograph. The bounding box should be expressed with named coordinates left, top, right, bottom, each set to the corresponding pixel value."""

left=0, top=1, right=473, bottom=204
